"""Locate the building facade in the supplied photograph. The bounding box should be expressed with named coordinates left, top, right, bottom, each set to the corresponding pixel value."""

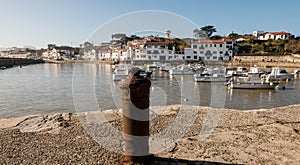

left=258, top=31, right=291, bottom=40
left=184, top=39, right=234, bottom=61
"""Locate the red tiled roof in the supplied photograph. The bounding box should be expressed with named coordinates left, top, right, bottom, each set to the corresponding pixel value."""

left=145, top=41, right=169, bottom=45
left=270, top=31, right=290, bottom=35
left=193, top=40, right=231, bottom=44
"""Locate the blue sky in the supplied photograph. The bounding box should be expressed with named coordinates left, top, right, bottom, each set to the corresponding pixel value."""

left=0, top=0, right=299, bottom=49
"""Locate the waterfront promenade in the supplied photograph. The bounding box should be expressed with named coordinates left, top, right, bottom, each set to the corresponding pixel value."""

left=1, top=104, right=299, bottom=164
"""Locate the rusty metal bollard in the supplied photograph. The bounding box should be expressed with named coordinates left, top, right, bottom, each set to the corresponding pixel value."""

left=119, top=67, right=152, bottom=164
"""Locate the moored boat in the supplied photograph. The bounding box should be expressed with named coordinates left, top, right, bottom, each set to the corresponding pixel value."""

left=227, top=73, right=281, bottom=89
left=169, top=64, right=194, bottom=75
left=112, top=63, right=129, bottom=81
left=159, top=63, right=173, bottom=72
left=194, top=68, right=230, bottom=82
left=267, top=67, right=294, bottom=81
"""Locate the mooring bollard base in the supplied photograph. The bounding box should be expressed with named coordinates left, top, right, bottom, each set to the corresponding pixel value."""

left=121, top=154, right=154, bottom=165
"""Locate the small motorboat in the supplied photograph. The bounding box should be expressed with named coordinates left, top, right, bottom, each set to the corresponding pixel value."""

left=169, top=64, right=194, bottom=75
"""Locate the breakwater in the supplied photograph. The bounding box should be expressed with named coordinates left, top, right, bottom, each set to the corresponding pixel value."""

left=0, top=58, right=44, bottom=69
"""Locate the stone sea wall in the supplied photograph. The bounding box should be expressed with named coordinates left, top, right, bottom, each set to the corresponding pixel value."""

left=0, top=58, right=44, bottom=69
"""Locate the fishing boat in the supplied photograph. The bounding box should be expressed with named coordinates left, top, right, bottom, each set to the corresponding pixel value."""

left=267, top=67, right=294, bottom=81
left=139, top=69, right=152, bottom=78
left=159, top=63, right=173, bottom=72
left=227, top=72, right=281, bottom=89
left=146, top=62, right=162, bottom=69
left=194, top=68, right=231, bottom=82
left=169, top=64, right=194, bottom=75
left=112, top=63, right=129, bottom=81
left=112, top=64, right=152, bottom=81
left=226, top=65, right=282, bottom=89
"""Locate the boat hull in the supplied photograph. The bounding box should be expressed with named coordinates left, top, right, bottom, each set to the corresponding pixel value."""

left=195, top=75, right=231, bottom=82
left=43, top=59, right=65, bottom=64
left=229, top=82, right=280, bottom=89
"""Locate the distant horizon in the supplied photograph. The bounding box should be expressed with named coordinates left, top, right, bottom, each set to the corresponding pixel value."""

left=1, top=0, right=299, bottom=49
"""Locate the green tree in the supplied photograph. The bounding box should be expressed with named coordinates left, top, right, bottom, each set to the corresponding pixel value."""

left=228, top=32, right=239, bottom=41
left=111, top=33, right=126, bottom=40
left=200, top=25, right=217, bottom=38
left=193, top=29, right=208, bottom=39
left=210, top=35, right=223, bottom=40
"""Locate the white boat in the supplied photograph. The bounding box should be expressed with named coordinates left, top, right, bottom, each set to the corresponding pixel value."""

left=169, top=64, right=194, bottom=75
left=267, top=68, right=294, bottom=81
left=146, top=62, right=162, bottom=69
left=159, top=63, right=173, bottom=72
left=112, top=63, right=129, bottom=81
left=236, top=67, right=248, bottom=75
left=139, top=69, right=152, bottom=78
left=228, top=73, right=281, bottom=89
left=194, top=68, right=230, bottom=82
left=248, top=66, right=266, bottom=75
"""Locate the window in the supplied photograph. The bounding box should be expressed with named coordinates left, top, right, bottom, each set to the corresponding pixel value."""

left=147, top=45, right=152, bottom=49
left=220, top=44, right=222, bottom=47
left=193, top=51, right=197, bottom=54
left=205, top=44, right=208, bottom=47
left=214, top=44, right=216, bottom=47
left=213, top=56, right=217, bottom=59
left=206, top=56, right=210, bottom=60
left=154, top=55, right=157, bottom=58
left=219, top=51, right=223, bottom=54
left=161, top=50, right=164, bottom=53
left=200, top=51, right=204, bottom=54
left=205, top=50, right=212, bottom=56
left=153, top=50, right=159, bottom=54
left=193, top=45, right=197, bottom=49
left=213, top=51, right=217, bottom=54
left=147, top=50, right=151, bottom=54
left=154, top=45, right=157, bottom=48
left=194, top=56, right=198, bottom=60
left=186, top=56, right=191, bottom=59
left=210, top=44, right=212, bottom=47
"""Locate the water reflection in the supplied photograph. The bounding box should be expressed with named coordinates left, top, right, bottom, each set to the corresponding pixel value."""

left=0, top=63, right=300, bottom=118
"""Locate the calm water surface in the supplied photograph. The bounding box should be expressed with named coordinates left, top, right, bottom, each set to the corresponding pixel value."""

left=0, top=63, right=300, bottom=118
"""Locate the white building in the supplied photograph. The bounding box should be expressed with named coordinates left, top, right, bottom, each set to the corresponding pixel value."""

left=42, top=48, right=61, bottom=59
left=253, top=30, right=265, bottom=37
left=184, top=39, right=234, bottom=61
left=132, top=41, right=183, bottom=61
left=258, top=31, right=291, bottom=40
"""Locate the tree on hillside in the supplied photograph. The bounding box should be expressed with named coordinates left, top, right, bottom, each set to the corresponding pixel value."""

left=193, top=29, right=209, bottom=39
left=201, top=25, right=217, bottom=38
left=228, top=32, right=239, bottom=41
left=111, top=33, right=126, bottom=40
left=210, top=35, right=223, bottom=40
left=193, top=25, right=217, bottom=39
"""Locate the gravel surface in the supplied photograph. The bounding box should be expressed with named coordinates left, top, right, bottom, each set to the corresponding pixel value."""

left=0, top=104, right=300, bottom=164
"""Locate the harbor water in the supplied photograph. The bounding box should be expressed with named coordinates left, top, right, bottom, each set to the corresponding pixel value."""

left=0, top=62, right=300, bottom=118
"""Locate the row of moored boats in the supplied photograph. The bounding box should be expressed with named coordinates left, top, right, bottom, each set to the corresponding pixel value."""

left=112, top=62, right=299, bottom=90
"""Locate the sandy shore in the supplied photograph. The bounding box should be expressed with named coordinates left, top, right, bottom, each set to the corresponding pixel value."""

left=1, top=105, right=300, bottom=164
